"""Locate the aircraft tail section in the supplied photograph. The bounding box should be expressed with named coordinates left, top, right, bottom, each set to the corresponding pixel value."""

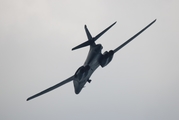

left=84, top=25, right=93, bottom=40
left=72, top=22, right=117, bottom=50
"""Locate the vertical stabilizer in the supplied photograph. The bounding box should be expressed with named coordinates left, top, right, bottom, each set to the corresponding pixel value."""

left=84, top=25, right=93, bottom=40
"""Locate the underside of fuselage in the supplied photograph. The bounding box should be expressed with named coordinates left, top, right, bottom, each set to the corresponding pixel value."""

left=73, top=79, right=87, bottom=94
left=73, top=44, right=103, bottom=94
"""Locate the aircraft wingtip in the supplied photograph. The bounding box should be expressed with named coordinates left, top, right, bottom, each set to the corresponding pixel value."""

left=26, top=96, right=33, bottom=101
left=26, top=98, right=30, bottom=101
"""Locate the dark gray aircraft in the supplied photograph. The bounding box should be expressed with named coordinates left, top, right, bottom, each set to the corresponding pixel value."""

left=27, top=19, right=156, bottom=101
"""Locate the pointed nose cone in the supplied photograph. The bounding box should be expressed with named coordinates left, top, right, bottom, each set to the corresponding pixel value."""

left=75, top=89, right=80, bottom=94
left=73, top=80, right=81, bottom=94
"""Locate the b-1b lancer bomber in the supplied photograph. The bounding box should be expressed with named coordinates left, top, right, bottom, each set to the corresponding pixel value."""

left=27, top=19, right=156, bottom=101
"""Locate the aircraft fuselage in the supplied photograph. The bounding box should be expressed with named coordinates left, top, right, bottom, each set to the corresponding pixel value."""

left=73, top=44, right=103, bottom=94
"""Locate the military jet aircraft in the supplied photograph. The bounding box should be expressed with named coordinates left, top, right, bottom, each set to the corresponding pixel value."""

left=27, top=19, right=156, bottom=101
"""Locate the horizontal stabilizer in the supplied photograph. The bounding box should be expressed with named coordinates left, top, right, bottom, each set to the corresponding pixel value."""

left=72, top=21, right=117, bottom=50
left=94, top=21, right=117, bottom=41
left=72, top=40, right=94, bottom=50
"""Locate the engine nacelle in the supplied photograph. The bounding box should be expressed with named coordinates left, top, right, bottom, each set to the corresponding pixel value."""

left=74, top=65, right=90, bottom=80
left=99, top=50, right=114, bottom=67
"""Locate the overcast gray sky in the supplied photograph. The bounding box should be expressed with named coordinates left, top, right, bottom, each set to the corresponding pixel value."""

left=0, top=0, right=179, bottom=120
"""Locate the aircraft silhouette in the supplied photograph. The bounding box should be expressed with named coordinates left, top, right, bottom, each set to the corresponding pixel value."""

left=27, top=19, right=156, bottom=101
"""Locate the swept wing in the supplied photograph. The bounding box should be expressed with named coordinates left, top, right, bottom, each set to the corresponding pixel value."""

left=113, top=19, right=156, bottom=53
left=27, top=76, right=74, bottom=101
